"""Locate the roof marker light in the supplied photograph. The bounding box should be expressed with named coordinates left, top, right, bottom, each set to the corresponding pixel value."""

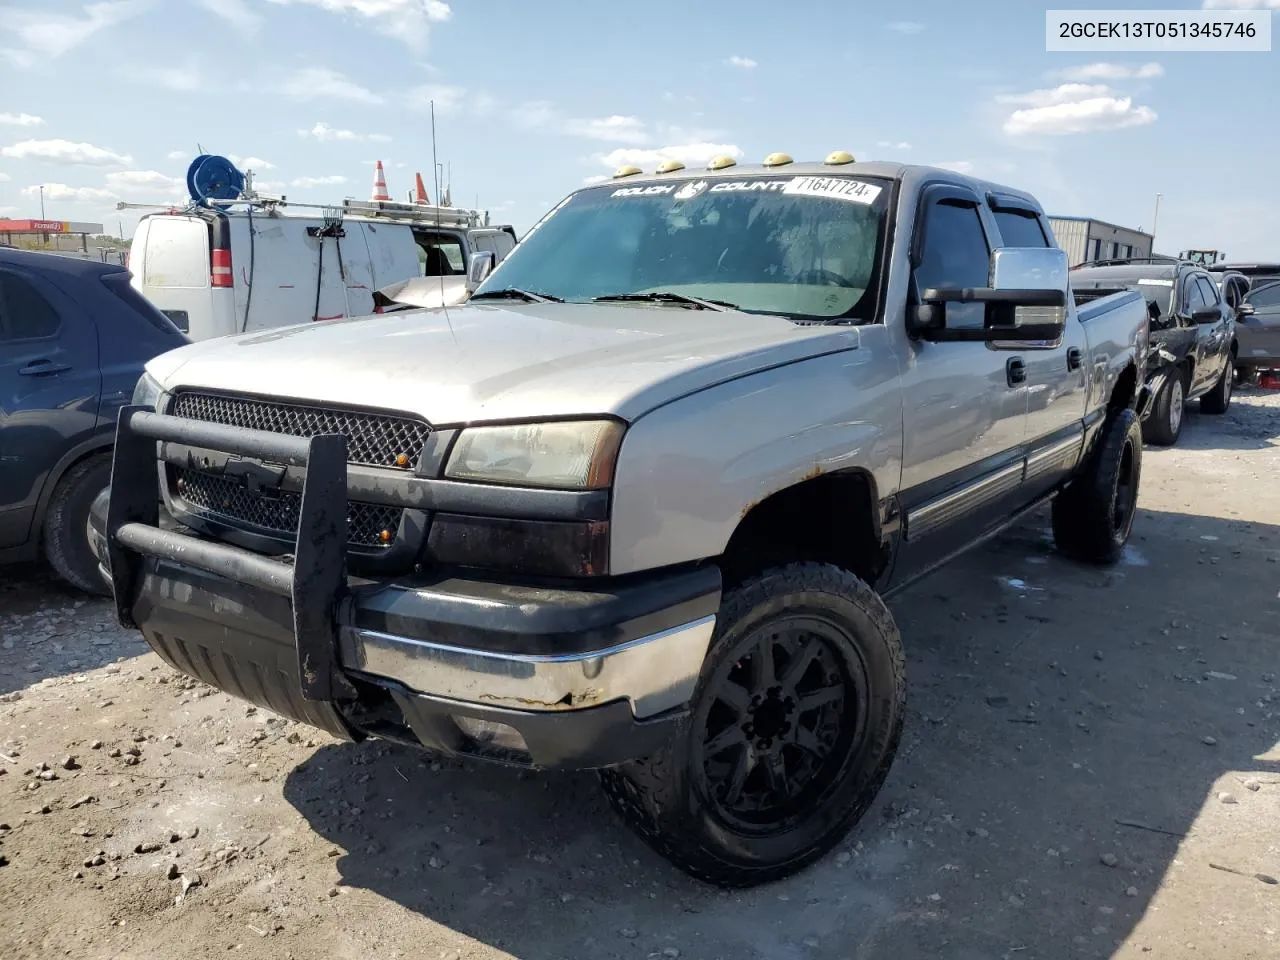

left=707, top=155, right=737, bottom=170
left=824, top=150, right=856, bottom=165
left=613, top=165, right=643, bottom=178
left=655, top=159, right=686, bottom=174
left=762, top=153, right=793, bottom=167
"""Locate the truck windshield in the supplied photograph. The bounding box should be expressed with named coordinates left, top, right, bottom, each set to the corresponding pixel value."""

left=479, top=174, right=892, bottom=322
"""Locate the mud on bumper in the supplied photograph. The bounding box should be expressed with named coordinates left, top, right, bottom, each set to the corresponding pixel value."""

left=94, top=407, right=720, bottom=769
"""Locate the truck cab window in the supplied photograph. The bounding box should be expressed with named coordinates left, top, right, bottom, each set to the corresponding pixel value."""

left=914, top=199, right=990, bottom=328
left=0, top=271, right=61, bottom=341
left=1194, top=276, right=1220, bottom=308
left=1181, top=276, right=1209, bottom=317
left=993, top=209, right=1049, bottom=248
left=415, top=232, right=466, bottom=277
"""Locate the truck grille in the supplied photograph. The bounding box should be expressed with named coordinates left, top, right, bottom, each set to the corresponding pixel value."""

left=170, top=391, right=431, bottom=469
left=166, top=391, right=429, bottom=551
left=174, top=468, right=402, bottom=549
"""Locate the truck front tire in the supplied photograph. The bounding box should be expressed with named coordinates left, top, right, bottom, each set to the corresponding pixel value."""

left=1051, top=408, right=1142, bottom=565
left=599, top=562, right=906, bottom=887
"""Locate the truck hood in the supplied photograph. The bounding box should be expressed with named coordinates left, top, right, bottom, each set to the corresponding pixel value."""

left=147, top=301, right=859, bottom=424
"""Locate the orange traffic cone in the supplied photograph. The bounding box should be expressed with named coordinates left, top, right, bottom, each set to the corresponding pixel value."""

left=413, top=171, right=430, bottom=205
left=371, top=161, right=390, bottom=201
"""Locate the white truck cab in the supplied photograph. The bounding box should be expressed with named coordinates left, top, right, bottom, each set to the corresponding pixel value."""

left=127, top=199, right=516, bottom=341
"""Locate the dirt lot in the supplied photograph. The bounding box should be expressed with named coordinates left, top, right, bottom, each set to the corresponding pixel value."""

left=3, top=390, right=1279, bottom=960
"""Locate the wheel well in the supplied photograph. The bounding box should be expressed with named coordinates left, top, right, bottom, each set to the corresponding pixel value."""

left=1109, top=363, right=1138, bottom=413
left=719, top=471, right=886, bottom=590
left=35, top=444, right=112, bottom=545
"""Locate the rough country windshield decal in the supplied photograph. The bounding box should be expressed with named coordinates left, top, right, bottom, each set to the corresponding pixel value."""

left=611, top=176, right=883, bottom=205
left=478, top=172, right=892, bottom=322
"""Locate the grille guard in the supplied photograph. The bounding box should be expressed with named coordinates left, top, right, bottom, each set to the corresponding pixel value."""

left=107, top=405, right=357, bottom=702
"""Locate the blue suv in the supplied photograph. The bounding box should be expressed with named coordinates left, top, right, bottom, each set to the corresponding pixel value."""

left=0, top=248, right=188, bottom=592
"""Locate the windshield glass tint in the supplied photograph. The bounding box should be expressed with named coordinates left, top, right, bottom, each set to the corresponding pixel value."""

left=479, top=174, right=892, bottom=320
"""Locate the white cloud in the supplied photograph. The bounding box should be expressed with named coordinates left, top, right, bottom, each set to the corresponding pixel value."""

left=124, top=62, right=203, bottom=92
left=1054, top=62, right=1164, bottom=82
left=1201, top=0, right=1280, bottom=7
left=0, top=205, right=15, bottom=215
left=599, top=142, right=744, bottom=170
left=997, top=83, right=1113, bottom=107
left=886, top=21, right=925, bottom=34
left=228, top=154, right=275, bottom=171
left=407, top=84, right=467, bottom=115
left=252, top=179, right=287, bottom=192
left=0, top=172, right=10, bottom=182
left=265, top=0, right=451, bottom=49
left=197, top=0, right=261, bottom=36
left=564, top=115, right=648, bottom=144
left=22, top=182, right=117, bottom=202
left=1002, top=87, right=1157, bottom=136
left=1, top=138, right=131, bottom=166
left=298, top=121, right=391, bottom=143
left=0, top=0, right=149, bottom=67
left=583, top=175, right=609, bottom=186
left=105, top=169, right=183, bottom=195
left=726, top=55, right=757, bottom=68
left=166, top=149, right=187, bottom=160
left=471, top=91, right=499, bottom=118
left=0, top=112, right=44, bottom=127
left=280, top=67, right=382, bottom=105
left=290, top=175, right=348, bottom=188
left=933, top=161, right=975, bottom=174
left=877, top=140, right=912, bottom=150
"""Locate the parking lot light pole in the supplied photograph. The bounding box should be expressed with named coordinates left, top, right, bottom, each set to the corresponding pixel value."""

left=1152, top=194, right=1162, bottom=249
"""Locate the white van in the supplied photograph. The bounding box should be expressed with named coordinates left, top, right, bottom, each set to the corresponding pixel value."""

left=128, top=199, right=517, bottom=341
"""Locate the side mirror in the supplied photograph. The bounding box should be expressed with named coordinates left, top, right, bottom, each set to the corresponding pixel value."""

left=909, top=247, right=1069, bottom=343
left=1191, top=308, right=1221, bottom=324
left=467, top=250, right=496, bottom=290
left=1236, top=302, right=1256, bottom=318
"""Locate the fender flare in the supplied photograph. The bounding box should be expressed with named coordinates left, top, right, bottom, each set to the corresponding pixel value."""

left=32, top=431, right=115, bottom=540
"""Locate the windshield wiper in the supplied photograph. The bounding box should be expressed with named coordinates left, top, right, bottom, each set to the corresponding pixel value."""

left=592, top=291, right=737, bottom=312
left=470, top=288, right=563, bottom=304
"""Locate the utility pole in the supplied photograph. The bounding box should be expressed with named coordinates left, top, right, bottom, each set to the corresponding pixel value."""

left=1151, top=193, right=1162, bottom=250
left=39, top=184, right=45, bottom=219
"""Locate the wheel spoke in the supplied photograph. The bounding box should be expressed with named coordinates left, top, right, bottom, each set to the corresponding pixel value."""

left=780, top=638, right=821, bottom=694
left=714, top=680, right=751, bottom=715
left=704, top=724, right=747, bottom=758
left=722, top=746, right=753, bottom=807
left=751, top=636, right=776, bottom=694
left=789, top=723, right=824, bottom=757
left=796, top=683, right=843, bottom=713
left=762, top=751, right=789, bottom=800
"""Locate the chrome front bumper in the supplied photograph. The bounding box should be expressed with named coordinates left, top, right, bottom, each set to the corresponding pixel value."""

left=341, top=614, right=717, bottom=719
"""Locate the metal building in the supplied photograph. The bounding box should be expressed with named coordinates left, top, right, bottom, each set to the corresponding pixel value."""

left=1047, top=216, right=1153, bottom=267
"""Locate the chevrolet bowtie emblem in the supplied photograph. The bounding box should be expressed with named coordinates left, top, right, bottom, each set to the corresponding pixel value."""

left=222, top=456, right=287, bottom=493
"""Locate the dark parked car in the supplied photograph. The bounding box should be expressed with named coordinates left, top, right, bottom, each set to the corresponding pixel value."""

left=0, top=248, right=187, bottom=592
left=1071, top=257, right=1236, bottom=446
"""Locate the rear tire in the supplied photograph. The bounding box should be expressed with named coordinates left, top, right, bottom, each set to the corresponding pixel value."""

left=42, top=454, right=112, bottom=596
left=1200, top=356, right=1233, bottom=414
left=1052, top=408, right=1142, bottom=565
left=1142, top=371, right=1184, bottom=446
left=599, top=562, right=905, bottom=888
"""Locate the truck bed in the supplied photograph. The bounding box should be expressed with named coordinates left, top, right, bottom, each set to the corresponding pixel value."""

left=1074, top=287, right=1145, bottom=321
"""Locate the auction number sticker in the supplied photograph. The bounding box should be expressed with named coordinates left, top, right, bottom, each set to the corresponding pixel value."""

left=781, top=176, right=882, bottom=205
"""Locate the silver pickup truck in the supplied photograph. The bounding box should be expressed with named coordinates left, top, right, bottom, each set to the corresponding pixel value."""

left=90, top=156, right=1150, bottom=887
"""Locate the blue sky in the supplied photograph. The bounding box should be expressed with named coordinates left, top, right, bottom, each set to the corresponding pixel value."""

left=2, top=0, right=1277, bottom=258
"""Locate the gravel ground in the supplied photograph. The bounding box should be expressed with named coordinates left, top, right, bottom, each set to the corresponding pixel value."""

left=2, top=389, right=1279, bottom=960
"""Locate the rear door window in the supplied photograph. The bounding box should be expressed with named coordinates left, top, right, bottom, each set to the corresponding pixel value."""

left=0, top=270, right=62, bottom=341
left=993, top=209, right=1049, bottom=248
left=101, top=272, right=186, bottom=336
left=143, top=217, right=210, bottom=288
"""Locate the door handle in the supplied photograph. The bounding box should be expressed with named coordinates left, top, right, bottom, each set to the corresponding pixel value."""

left=1006, top=357, right=1026, bottom=387
left=1066, top=347, right=1083, bottom=370
left=18, top=358, right=71, bottom=376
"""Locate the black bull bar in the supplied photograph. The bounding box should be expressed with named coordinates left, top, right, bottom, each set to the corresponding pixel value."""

left=107, top=404, right=357, bottom=703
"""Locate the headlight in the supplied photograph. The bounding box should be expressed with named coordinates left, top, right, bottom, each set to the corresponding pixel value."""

left=131, top=371, right=162, bottom=410
left=444, top=420, right=624, bottom=490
